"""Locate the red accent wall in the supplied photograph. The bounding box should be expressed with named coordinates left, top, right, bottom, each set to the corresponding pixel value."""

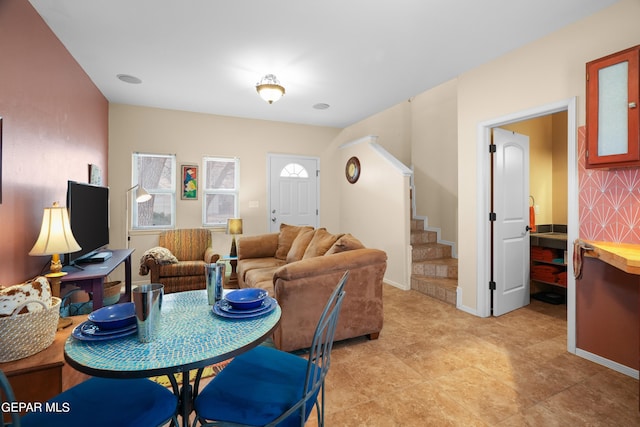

left=0, top=0, right=108, bottom=286
left=579, top=125, right=640, bottom=244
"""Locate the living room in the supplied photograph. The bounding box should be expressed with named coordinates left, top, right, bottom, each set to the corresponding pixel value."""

left=3, top=0, right=639, bottom=314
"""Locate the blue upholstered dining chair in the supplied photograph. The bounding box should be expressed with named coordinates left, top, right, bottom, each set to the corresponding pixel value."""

left=0, top=370, right=178, bottom=427
left=192, top=270, right=349, bottom=427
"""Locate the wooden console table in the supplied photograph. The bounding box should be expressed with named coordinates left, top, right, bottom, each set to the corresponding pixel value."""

left=61, top=248, right=134, bottom=309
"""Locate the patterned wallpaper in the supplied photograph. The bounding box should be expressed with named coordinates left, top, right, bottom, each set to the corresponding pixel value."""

left=578, top=126, right=640, bottom=243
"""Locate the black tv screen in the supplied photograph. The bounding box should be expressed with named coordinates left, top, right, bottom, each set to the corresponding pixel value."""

left=66, top=181, right=110, bottom=264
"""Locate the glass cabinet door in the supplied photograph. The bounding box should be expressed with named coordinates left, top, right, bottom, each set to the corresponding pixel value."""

left=586, top=46, right=639, bottom=168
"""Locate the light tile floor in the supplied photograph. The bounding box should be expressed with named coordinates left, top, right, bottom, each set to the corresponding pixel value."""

left=194, top=284, right=639, bottom=426
left=309, top=284, right=640, bottom=426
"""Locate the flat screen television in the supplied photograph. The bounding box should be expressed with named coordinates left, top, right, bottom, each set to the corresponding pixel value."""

left=66, top=181, right=110, bottom=264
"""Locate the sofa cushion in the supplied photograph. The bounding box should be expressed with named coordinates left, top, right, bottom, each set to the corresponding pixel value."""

left=325, top=233, right=365, bottom=255
left=158, top=261, right=207, bottom=277
left=286, top=228, right=315, bottom=263
left=275, top=224, right=313, bottom=260
left=244, top=266, right=280, bottom=291
left=238, top=257, right=286, bottom=285
left=303, top=228, right=342, bottom=259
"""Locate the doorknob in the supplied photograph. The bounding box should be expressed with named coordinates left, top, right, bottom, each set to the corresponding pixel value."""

left=271, top=217, right=276, bottom=222
left=525, top=226, right=532, bottom=232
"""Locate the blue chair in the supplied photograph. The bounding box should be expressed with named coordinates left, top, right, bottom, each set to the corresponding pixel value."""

left=192, top=271, right=349, bottom=427
left=0, top=370, right=178, bottom=427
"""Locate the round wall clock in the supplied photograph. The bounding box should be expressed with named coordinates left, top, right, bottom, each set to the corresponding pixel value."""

left=345, top=156, right=361, bottom=184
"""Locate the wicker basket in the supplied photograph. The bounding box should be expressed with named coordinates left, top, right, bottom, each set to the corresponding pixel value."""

left=0, top=297, right=61, bottom=363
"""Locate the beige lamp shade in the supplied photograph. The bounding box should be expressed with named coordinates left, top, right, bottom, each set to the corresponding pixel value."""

left=227, top=218, right=243, bottom=257
left=227, top=218, right=243, bottom=235
left=29, top=203, right=81, bottom=256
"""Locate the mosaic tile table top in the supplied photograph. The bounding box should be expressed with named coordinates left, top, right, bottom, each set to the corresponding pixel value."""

left=64, top=290, right=281, bottom=377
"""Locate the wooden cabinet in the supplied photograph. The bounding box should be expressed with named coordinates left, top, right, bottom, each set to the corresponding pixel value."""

left=586, top=45, right=640, bottom=168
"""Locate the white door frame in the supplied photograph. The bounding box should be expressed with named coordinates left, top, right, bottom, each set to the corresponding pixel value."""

left=476, top=97, right=578, bottom=353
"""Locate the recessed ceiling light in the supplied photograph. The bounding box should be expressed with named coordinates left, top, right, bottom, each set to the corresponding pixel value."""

left=117, top=74, right=142, bottom=84
left=313, top=103, right=330, bottom=110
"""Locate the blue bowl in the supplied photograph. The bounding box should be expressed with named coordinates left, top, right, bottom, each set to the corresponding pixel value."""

left=88, top=302, right=136, bottom=330
left=224, top=288, right=268, bottom=310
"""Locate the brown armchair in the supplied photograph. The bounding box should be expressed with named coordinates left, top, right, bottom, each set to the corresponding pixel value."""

left=142, top=229, right=219, bottom=294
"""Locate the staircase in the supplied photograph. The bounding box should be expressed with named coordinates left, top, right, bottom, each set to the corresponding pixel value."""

left=410, top=218, right=458, bottom=306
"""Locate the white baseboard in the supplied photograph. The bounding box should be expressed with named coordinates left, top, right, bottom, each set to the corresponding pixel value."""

left=575, top=348, right=639, bottom=379
left=384, top=279, right=410, bottom=291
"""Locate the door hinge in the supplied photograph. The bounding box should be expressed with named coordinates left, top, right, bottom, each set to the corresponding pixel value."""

left=489, top=144, right=496, bottom=153
left=489, top=212, right=496, bottom=222
left=316, top=170, right=319, bottom=177
left=489, top=281, right=496, bottom=290
left=586, top=149, right=589, bottom=158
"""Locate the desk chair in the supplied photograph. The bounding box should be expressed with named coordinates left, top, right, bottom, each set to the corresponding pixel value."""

left=192, top=270, right=348, bottom=427
left=0, top=371, right=178, bottom=427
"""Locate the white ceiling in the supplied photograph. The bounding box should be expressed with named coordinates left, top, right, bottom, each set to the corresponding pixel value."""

left=29, top=0, right=618, bottom=128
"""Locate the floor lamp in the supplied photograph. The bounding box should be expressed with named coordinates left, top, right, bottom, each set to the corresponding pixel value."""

left=125, top=185, right=152, bottom=249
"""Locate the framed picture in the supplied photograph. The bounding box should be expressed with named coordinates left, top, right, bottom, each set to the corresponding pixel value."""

left=181, top=164, right=198, bottom=200
left=89, top=164, right=102, bottom=185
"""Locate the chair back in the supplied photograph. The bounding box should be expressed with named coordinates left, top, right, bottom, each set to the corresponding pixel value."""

left=277, top=271, right=348, bottom=426
left=0, top=370, right=20, bottom=427
left=159, top=228, right=210, bottom=261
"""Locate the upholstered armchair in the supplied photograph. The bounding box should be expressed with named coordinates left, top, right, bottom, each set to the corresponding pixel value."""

left=141, top=228, right=219, bottom=294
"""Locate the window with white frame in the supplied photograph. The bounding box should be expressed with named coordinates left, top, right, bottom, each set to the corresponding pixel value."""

left=202, top=157, right=239, bottom=227
left=132, top=153, right=176, bottom=229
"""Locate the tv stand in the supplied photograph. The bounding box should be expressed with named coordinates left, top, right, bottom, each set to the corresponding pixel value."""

left=61, top=249, right=134, bottom=309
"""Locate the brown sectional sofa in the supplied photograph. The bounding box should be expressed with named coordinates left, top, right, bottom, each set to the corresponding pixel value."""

left=236, top=224, right=387, bottom=352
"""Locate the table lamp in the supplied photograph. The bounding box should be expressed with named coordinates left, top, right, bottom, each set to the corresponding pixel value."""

left=28, top=202, right=82, bottom=298
left=226, top=218, right=243, bottom=257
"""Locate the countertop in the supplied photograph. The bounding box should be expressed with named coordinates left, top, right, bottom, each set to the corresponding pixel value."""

left=584, top=240, right=640, bottom=275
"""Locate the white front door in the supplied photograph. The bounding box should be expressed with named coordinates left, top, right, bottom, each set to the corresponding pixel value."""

left=268, top=154, right=319, bottom=232
left=493, top=128, right=530, bottom=316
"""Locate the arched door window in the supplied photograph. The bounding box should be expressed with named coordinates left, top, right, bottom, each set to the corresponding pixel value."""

left=279, top=163, right=309, bottom=178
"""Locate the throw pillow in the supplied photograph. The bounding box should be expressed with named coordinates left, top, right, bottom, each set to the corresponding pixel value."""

left=0, top=276, right=52, bottom=317
left=275, top=224, right=313, bottom=260
left=286, top=228, right=315, bottom=263
left=325, top=233, right=365, bottom=255
left=303, top=228, right=341, bottom=259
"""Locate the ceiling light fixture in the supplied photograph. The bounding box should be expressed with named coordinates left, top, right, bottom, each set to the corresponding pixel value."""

left=256, top=74, right=285, bottom=104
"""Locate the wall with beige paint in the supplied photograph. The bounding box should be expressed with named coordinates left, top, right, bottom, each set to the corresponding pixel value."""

left=456, top=0, right=640, bottom=311
left=337, top=137, right=411, bottom=288
left=330, top=80, right=459, bottom=247
left=108, top=104, right=341, bottom=283
left=410, top=80, right=458, bottom=245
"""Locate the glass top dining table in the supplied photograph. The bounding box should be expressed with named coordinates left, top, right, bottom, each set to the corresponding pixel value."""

left=64, top=289, right=281, bottom=426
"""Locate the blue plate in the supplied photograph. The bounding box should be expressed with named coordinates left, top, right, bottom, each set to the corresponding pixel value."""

left=218, top=298, right=270, bottom=314
left=72, top=321, right=137, bottom=341
left=79, top=320, right=137, bottom=337
left=88, top=302, right=136, bottom=330
left=213, top=297, right=276, bottom=319
left=224, top=288, right=268, bottom=310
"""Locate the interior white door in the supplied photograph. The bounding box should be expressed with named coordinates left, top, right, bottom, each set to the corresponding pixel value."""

left=493, top=128, right=530, bottom=316
left=268, top=154, right=319, bottom=232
